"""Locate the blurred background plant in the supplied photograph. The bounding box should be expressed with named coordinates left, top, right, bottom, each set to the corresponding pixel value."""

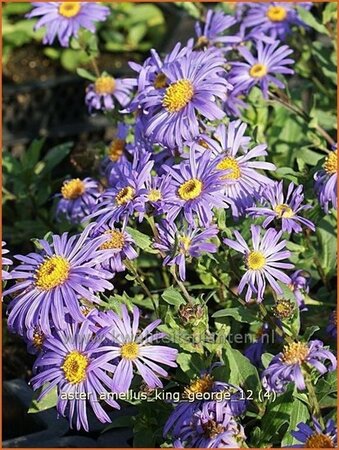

left=3, top=2, right=167, bottom=80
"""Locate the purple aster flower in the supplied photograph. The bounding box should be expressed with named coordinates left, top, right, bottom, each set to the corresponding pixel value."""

left=2, top=241, right=12, bottom=280
left=289, top=270, right=310, bottom=311
left=223, top=90, right=248, bottom=117
left=85, top=74, right=135, bottom=114
left=203, top=120, right=276, bottom=218
left=164, top=369, right=247, bottom=441
left=94, top=306, right=178, bottom=393
left=89, top=155, right=154, bottom=227
left=262, top=340, right=337, bottom=393
left=145, top=174, right=173, bottom=215
left=326, top=310, right=337, bottom=340
left=248, top=181, right=315, bottom=233
left=224, top=225, right=293, bottom=302
left=154, top=220, right=219, bottom=280
left=56, top=177, right=101, bottom=224
left=136, top=49, right=230, bottom=148
left=129, top=42, right=193, bottom=101
left=105, top=137, right=153, bottom=189
left=31, top=319, right=120, bottom=431
left=229, top=41, right=294, bottom=98
left=4, top=223, right=113, bottom=335
left=291, top=417, right=337, bottom=448
left=241, top=2, right=311, bottom=40
left=91, top=224, right=137, bottom=273
left=163, top=149, right=229, bottom=226
left=314, top=148, right=337, bottom=213
left=171, top=404, right=246, bottom=448
left=100, top=123, right=129, bottom=178
left=194, top=10, right=241, bottom=51
left=27, top=2, right=110, bottom=47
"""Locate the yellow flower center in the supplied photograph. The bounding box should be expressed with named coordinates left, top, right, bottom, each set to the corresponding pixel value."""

left=249, top=63, right=268, bottom=78
left=202, top=420, right=225, bottom=439
left=59, top=2, right=81, bottom=18
left=62, top=351, right=88, bottom=384
left=163, top=79, right=194, bottom=113
left=180, top=236, right=191, bottom=253
left=247, top=251, right=266, bottom=270
left=148, top=189, right=162, bottom=202
left=273, top=299, right=295, bottom=319
left=177, top=178, right=203, bottom=201
left=120, top=342, right=139, bottom=360
left=108, top=139, right=125, bottom=162
left=274, top=203, right=294, bottom=218
left=100, top=230, right=125, bottom=250
left=305, top=433, right=334, bottom=448
left=217, top=157, right=241, bottom=180
left=35, top=256, right=70, bottom=291
left=267, top=6, right=287, bottom=22
left=323, top=151, right=337, bottom=174
left=154, top=72, right=168, bottom=89
left=184, top=374, right=214, bottom=397
left=196, top=35, right=210, bottom=49
left=282, top=342, right=309, bottom=365
left=95, top=76, right=116, bottom=95
left=115, top=186, right=135, bottom=206
left=81, top=306, right=92, bottom=317
left=61, top=178, right=85, bottom=200
left=32, top=328, right=45, bottom=350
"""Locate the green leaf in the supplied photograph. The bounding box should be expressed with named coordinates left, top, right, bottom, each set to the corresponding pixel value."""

left=60, top=49, right=90, bottom=72
left=212, top=307, right=257, bottom=324
left=316, top=370, right=337, bottom=409
left=316, top=215, right=337, bottom=277
left=222, top=342, right=260, bottom=394
left=41, top=142, right=72, bottom=174
left=21, top=139, right=45, bottom=169
left=3, top=2, right=32, bottom=14
left=302, top=326, right=320, bottom=341
left=161, top=287, right=185, bottom=309
left=126, top=227, right=157, bottom=253
left=322, top=2, right=337, bottom=24
left=281, top=397, right=310, bottom=446
left=76, top=68, right=96, bottom=82
left=297, top=6, right=330, bottom=35
left=128, top=23, right=147, bottom=47
left=176, top=2, right=201, bottom=19
left=261, top=353, right=274, bottom=369
left=176, top=353, right=206, bottom=379
left=261, top=387, right=294, bottom=441
left=28, top=385, right=58, bottom=413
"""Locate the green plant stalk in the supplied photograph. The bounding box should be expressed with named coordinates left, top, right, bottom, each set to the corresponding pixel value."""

left=170, top=266, right=192, bottom=304
left=304, top=367, right=324, bottom=428
left=125, top=260, right=158, bottom=312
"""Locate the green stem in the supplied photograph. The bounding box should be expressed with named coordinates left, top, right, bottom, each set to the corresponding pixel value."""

left=304, top=368, right=324, bottom=427
left=211, top=269, right=246, bottom=307
left=90, top=57, right=100, bottom=78
left=145, top=215, right=159, bottom=241
left=125, top=261, right=158, bottom=312
left=170, top=266, right=192, bottom=304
